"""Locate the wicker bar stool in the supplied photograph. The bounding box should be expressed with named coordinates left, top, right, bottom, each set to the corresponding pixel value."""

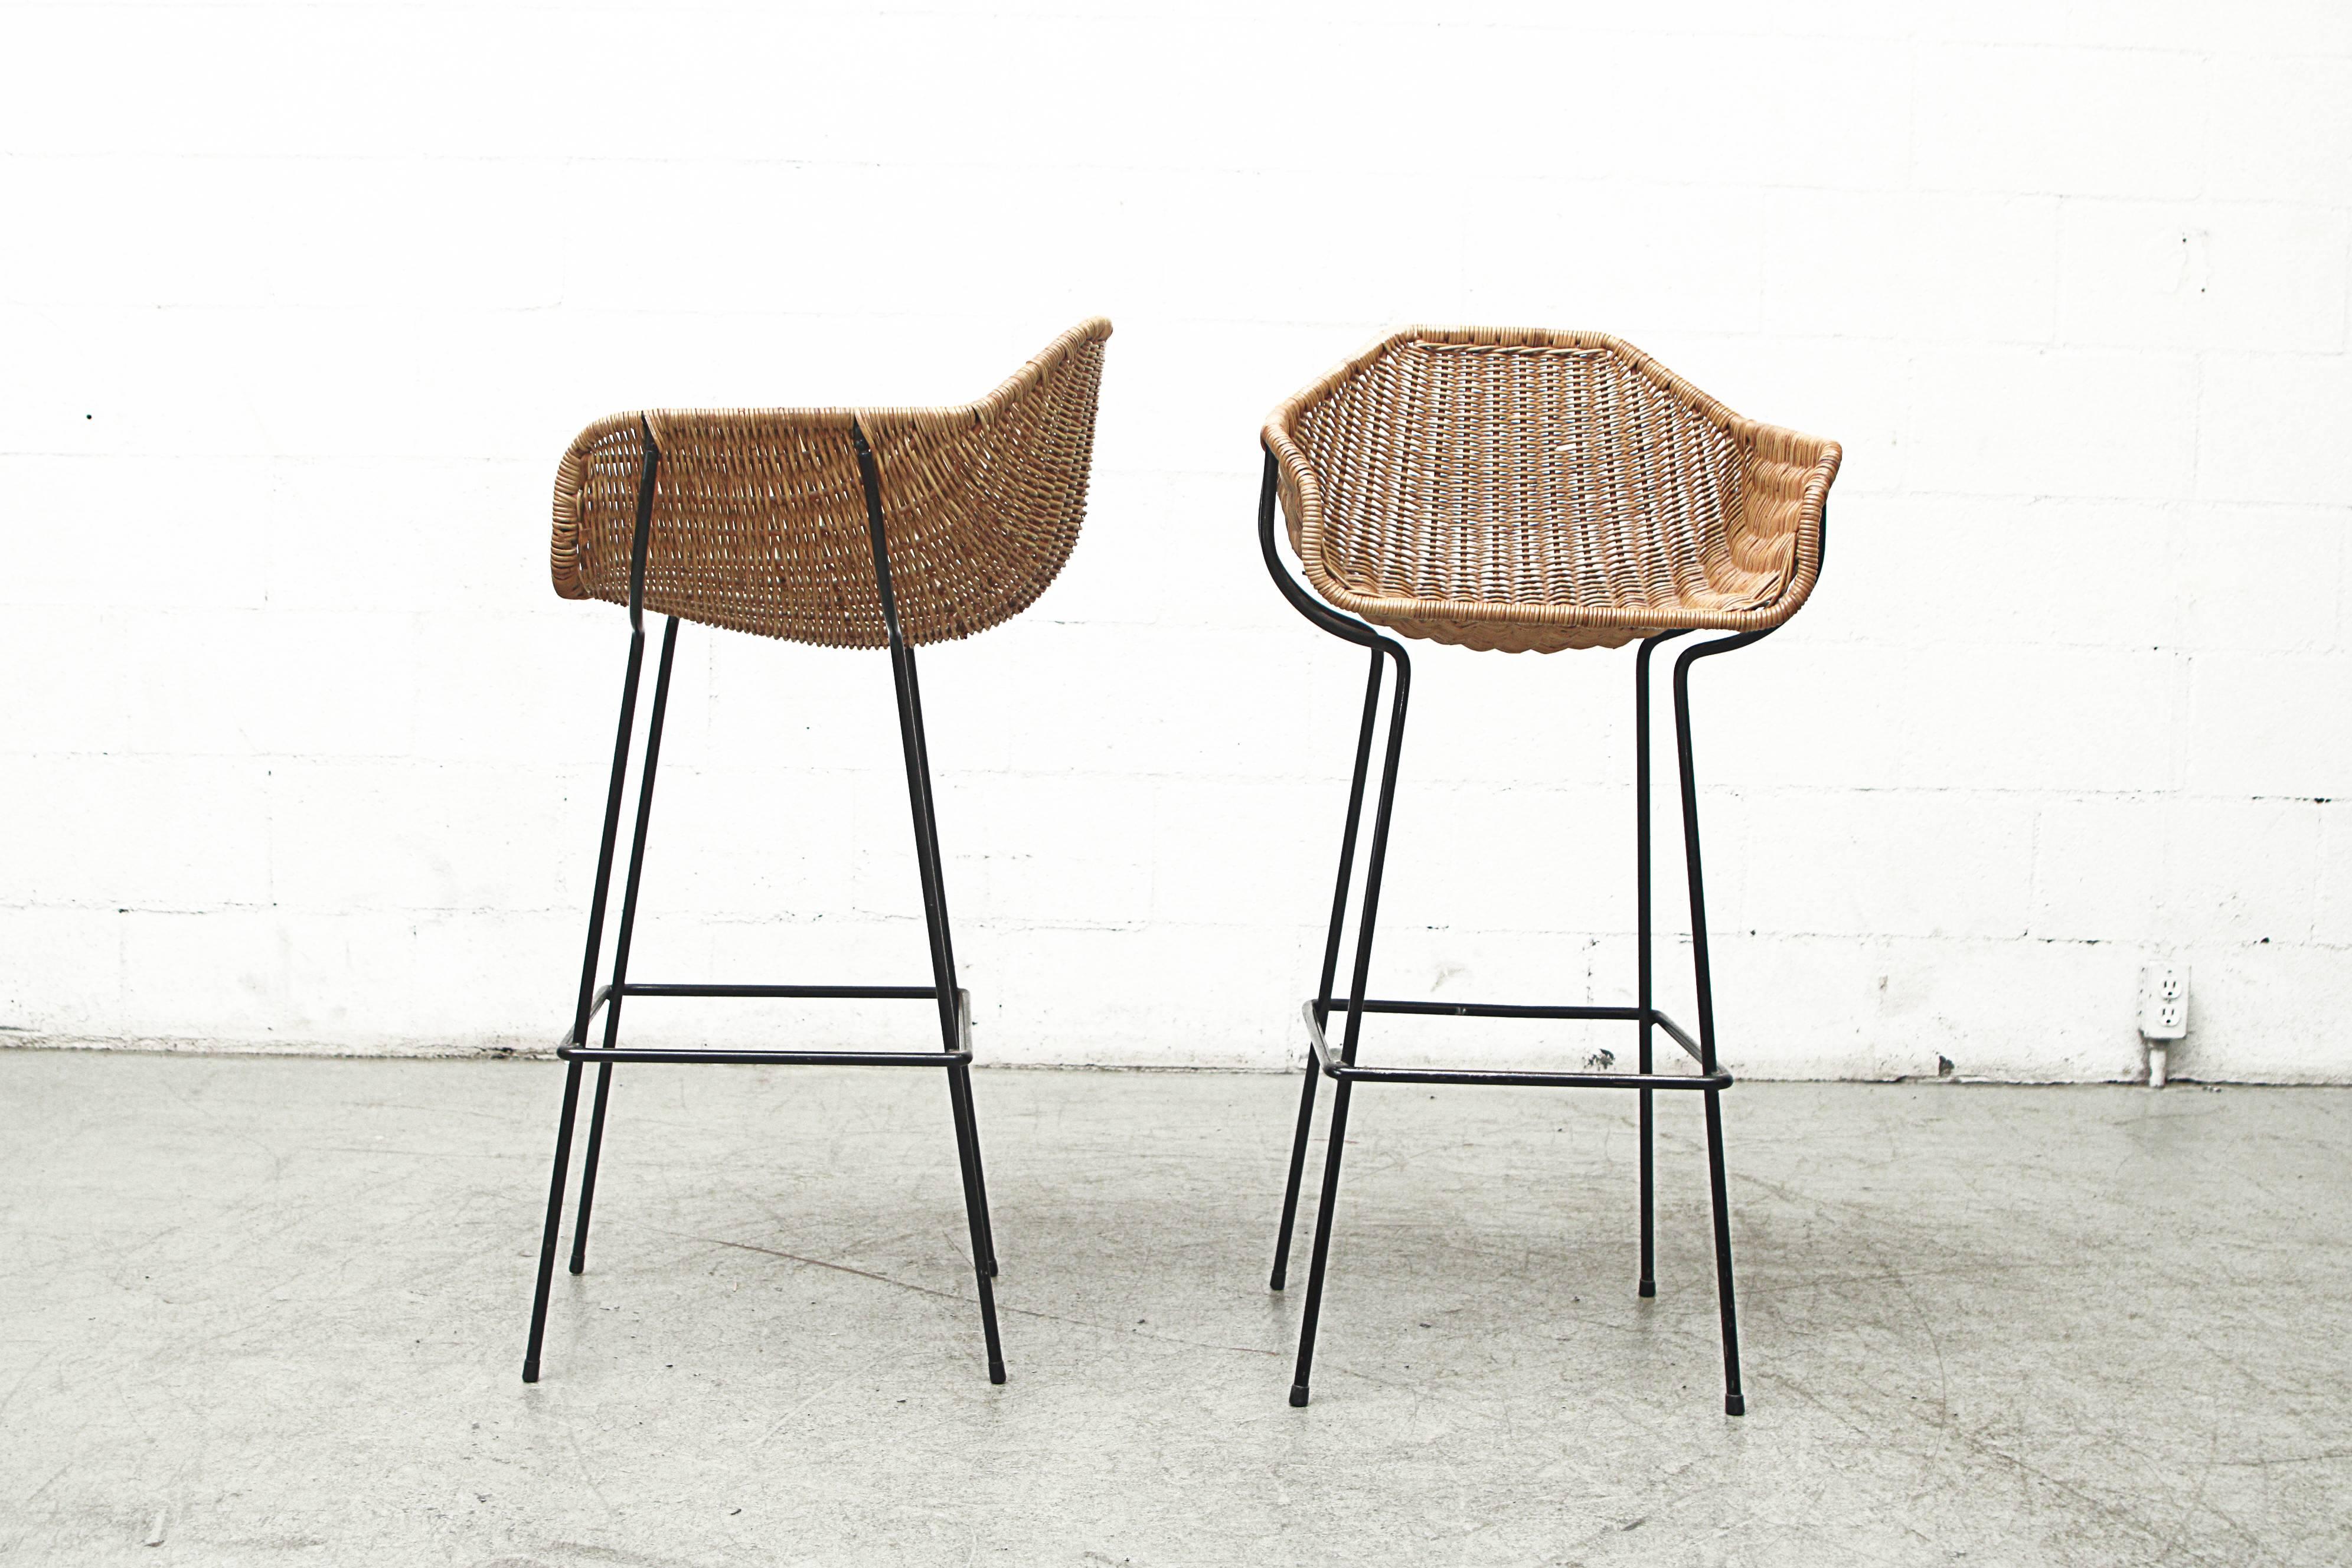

left=1257, top=326, right=1840, bottom=1412
left=521, top=318, right=1112, bottom=1387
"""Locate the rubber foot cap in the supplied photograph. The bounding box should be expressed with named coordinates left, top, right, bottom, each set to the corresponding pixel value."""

left=1638, top=1280, right=1655, bottom=1298
left=1269, top=1275, right=1288, bottom=1293
left=989, top=1365, right=1007, bottom=1386
left=1289, top=1384, right=1310, bottom=1407
left=1725, top=1394, right=1745, bottom=1417
left=521, top=1362, right=540, bottom=1384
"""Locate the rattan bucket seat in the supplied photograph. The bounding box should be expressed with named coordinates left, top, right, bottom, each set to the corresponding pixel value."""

left=1256, top=326, right=1840, bottom=1414
left=522, top=318, right=1112, bottom=1390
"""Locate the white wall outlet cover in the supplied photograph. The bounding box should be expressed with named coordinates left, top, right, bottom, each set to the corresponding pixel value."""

left=2138, top=964, right=2190, bottom=1041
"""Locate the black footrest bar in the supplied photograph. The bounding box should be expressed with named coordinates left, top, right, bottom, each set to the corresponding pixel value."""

left=1343, top=998, right=1647, bottom=1021
left=623, top=982, right=940, bottom=1000
left=1301, top=1001, right=1729, bottom=1090
left=1334, top=997, right=1707, bottom=1069
left=566, top=984, right=969, bottom=1052
left=557, top=1046, right=971, bottom=1067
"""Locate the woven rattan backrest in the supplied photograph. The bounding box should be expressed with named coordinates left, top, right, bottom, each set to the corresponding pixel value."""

left=1265, top=326, right=1840, bottom=652
left=552, top=318, right=1111, bottom=648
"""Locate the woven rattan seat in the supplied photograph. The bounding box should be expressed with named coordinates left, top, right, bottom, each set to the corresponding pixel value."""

left=551, top=317, right=1112, bottom=646
left=1264, top=326, right=1841, bottom=653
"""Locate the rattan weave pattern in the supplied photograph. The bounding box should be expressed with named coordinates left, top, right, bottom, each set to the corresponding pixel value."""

left=1265, top=326, right=1841, bottom=652
left=552, top=318, right=1112, bottom=648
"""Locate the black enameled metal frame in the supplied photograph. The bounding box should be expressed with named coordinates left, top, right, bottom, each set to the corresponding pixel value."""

left=522, top=419, right=1004, bottom=1387
left=1259, top=450, right=1817, bottom=1416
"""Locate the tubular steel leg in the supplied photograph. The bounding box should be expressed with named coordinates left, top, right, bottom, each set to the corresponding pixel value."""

left=573, top=1061, right=614, bottom=1269
left=1634, top=630, right=1689, bottom=1300
left=855, top=422, right=1004, bottom=1381
left=946, top=1059, right=1006, bottom=1382
left=525, top=611, right=651, bottom=1383
left=890, top=641, right=1005, bottom=1376
left=947, top=1055, right=995, bottom=1278
left=1701, top=1089, right=1742, bottom=1417
left=1288, top=1079, right=1354, bottom=1406
left=571, top=615, right=681, bottom=1276
left=959, top=1086, right=997, bottom=1278
left=522, top=1062, right=584, bottom=1386
left=1269, top=1069, right=1323, bottom=1293
left=909, top=669, right=997, bottom=1280
left=1272, top=642, right=1384, bottom=1291
left=904, top=648, right=994, bottom=1278
left=889, top=632, right=1004, bottom=1364
left=1674, top=631, right=1768, bottom=1418
left=1289, top=637, right=1410, bottom=1407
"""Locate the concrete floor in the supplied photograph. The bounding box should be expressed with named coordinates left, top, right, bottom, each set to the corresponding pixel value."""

left=1, top=1054, right=2347, bottom=1567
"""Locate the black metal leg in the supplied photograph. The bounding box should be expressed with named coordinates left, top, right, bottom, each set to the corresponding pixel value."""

left=571, top=1061, right=612, bottom=1270
left=1634, top=630, right=1690, bottom=1299
left=1290, top=637, right=1411, bottom=1406
left=888, top=642, right=1004, bottom=1373
left=1270, top=1067, right=1323, bottom=1293
left=903, top=648, right=994, bottom=1278
left=1674, top=632, right=1767, bottom=1418
left=890, top=647, right=1003, bottom=1368
left=936, top=986, right=994, bottom=1279
left=946, top=1059, right=1006, bottom=1383
left=953, top=1057, right=998, bottom=1277
left=943, top=1071, right=995, bottom=1278
left=1635, top=1085, right=1653, bottom=1298
left=1701, top=1088, right=1743, bottom=1417
left=571, top=615, right=681, bottom=1276
left=1273, top=642, right=1385, bottom=1291
left=1288, top=1079, right=1354, bottom=1406
left=526, top=590, right=653, bottom=1383
left=523, top=1060, right=584, bottom=1385
left=899, top=646, right=958, bottom=982
left=855, top=424, right=1004, bottom=1380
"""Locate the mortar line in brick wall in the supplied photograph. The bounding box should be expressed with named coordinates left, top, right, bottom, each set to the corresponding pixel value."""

left=0, top=767, right=2297, bottom=801
left=41, top=907, right=2278, bottom=952
left=53, top=144, right=1956, bottom=198
left=0, top=756, right=2322, bottom=804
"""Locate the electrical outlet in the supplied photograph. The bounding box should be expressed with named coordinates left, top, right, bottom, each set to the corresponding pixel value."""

left=2138, top=964, right=2189, bottom=1041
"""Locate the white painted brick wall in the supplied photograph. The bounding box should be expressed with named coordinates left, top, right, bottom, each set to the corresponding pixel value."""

left=2, top=2, right=2348, bottom=1082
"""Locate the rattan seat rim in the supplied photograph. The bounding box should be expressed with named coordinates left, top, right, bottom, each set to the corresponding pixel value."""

left=551, top=315, right=1112, bottom=478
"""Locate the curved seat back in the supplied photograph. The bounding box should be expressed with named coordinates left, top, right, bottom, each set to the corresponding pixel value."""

left=553, top=318, right=1112, bottom=647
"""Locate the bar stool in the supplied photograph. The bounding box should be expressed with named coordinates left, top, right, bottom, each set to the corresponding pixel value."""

left=1257, top=326, right=1840, bottom=1412
left=522, top=318, right=1113, bottom=1387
